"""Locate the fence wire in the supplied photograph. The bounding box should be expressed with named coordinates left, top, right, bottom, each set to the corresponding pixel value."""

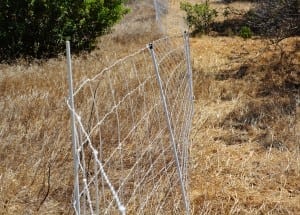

left=67, top=33, right=193, bottom=215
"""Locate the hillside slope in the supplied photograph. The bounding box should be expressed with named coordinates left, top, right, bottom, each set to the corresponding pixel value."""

left=0, top=0, right=299, bottom=214
left=164, top=0, right=299, bottom=213
left=190, top=35, right=299, bottom=214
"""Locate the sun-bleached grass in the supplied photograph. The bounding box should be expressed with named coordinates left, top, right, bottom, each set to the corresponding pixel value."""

left=190, top=35, right=300, bottom=214
left=0, top=0, right=299, bottom=214
left=69, top=34, right=192, bottom=214
left=0, top=1, right=164, bottom=214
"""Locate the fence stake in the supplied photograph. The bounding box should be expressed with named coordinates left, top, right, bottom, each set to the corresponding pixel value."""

left=182, top=30, right=194, bottom=208
left=153, top=0, right=159, bottom=22
left=183, top=30, right=194, bottom=148
left=66, top=41, right=80, bottom=215
left=148, top=43, right=190, bottom=215
left=184, top=31, right=194, bottom=103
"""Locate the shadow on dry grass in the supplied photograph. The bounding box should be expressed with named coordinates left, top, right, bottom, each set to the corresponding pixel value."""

left=190, top=35, right=299, bottom=214
left=0, top=0, right=299, bottom=214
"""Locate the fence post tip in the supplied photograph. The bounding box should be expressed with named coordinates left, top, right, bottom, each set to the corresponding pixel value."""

left=148, top=43, right=153, bottom=49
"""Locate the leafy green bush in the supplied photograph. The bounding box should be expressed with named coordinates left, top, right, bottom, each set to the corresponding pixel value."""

left=239, top=26, right=252, bottom=39
left=180, top=1, right=217, bottom=34
left=0, top=0, right=129, bottom=61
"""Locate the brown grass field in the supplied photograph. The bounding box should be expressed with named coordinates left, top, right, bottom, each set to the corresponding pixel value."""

left=0, top=0, right=299, bottom=214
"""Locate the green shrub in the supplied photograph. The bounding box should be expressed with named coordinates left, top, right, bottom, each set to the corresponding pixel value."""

left=239, top=26, right=253, bottom=39
left=0, top=0, right=129, bottom=61
left=180, top=1, right=217, bottom=34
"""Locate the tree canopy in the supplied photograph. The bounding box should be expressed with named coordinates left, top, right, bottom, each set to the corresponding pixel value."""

left=0, top=0, right=129, bottom=61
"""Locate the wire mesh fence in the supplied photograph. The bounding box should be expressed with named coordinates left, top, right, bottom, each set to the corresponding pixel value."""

left=66, top=32, right=193, bottom=214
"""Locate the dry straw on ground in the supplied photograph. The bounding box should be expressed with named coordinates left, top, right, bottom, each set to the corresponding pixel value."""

left=190, top=35, right=299, bottom=214
left=0, top=1, right=163, bottom=214
left=0, top=0, right=299, bottom=214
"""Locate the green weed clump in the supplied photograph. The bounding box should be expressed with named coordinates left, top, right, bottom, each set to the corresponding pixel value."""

left=239, top=26, right=252, bottom=39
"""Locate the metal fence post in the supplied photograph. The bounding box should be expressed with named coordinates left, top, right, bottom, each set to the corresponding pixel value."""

left=182, top=31, right=194, bottom=210
left=66, top=41, right=80, bottom=215
left=153, top=0, right=159, bottom=22
left=148, top=43, right=190, bottom=215
left=183, top=30, right=194, bottom=148
left=184, top=31, right=194, bottom=103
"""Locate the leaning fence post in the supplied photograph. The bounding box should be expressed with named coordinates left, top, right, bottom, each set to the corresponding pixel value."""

left=184, top=31, right=194, bottom=103
left=182, top=31, right=194, bottom=204
left=66, top=41, right=81, bottom=215
left=148, top=43, right=190, bottom=215
left=153, top=0, right=159, bottom=22
left=183, top=30, right=194, bottom=147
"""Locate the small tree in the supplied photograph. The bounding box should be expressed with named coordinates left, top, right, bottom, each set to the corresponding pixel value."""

left=180, top=1, right=217, bottom=34
left=0, top=0, right=129, bottom=61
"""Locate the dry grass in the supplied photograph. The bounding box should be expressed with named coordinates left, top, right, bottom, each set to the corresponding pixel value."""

left=0, top=1, right=162, bottom=214
left=0, top=0, right=299, bottom=214
left=190, top=35, right=300, bottom=214
left=70, top=34, right=190, bottom=214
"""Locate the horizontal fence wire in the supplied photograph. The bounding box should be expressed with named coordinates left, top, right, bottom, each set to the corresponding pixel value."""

left=67, top=33, right=193, bottom=214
